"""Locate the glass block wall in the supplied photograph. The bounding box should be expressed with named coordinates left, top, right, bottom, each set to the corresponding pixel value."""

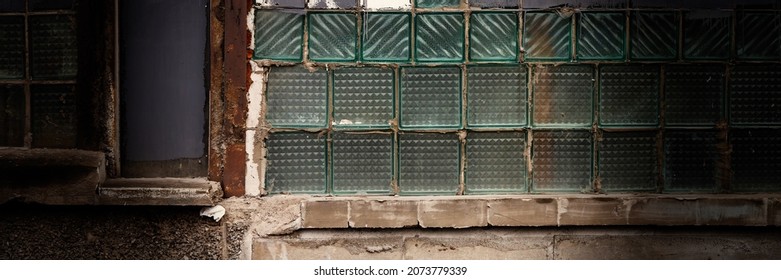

left=254, top=0, right=781, bottom=195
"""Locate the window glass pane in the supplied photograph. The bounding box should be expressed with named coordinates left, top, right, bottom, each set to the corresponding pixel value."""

left=30, top=15, right=78, bottom=80
left=31, top=85, right=77, bottom=148
left=30, top=0, right=74, bottom=11
left=0, top=16, right=25, bottom=79
left=0, top=85, right=24, bottom=146
left=0, top=0, right=24, bottom=12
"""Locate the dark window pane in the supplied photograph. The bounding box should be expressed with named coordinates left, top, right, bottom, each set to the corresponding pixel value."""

left=30, top=15, right=78, bottom=80
left=0, top=16, right=25, bottom=79
left=30, top=0, right=74, bottom=11
left=0, top=0, right=24, bottom=12
left=31, top=85, right=77, bottom=148
left=0, top=85, right=24, bottom=146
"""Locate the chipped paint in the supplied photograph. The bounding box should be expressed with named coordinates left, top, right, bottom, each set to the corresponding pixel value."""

left=245, top=130, right=261, bottom=196
left=362, top=0, right=411, bottom=10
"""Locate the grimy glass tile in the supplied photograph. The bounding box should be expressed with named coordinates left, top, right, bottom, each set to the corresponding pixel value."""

left=523, top=12, right=571, bottom=61
left=466, top=132, right=527, bottom=193
left=684, top=11, right=731, bottom=60
left=470, top=0, right=519, bottom=8
left=31, top=85, right=77, bottom=148
left=524, top=0, right=626, bottom=8
left=663, top=130, right=720, bottom=192
left=257, top=0, right=306, bottom=8
left=467, top=65, right=527, bottom=127
left=415, top=13, right=464, bottom=63
left=362, top=13, right=410, bottom=62
left=599, top=64, right=659, bottom=126
left=0, top=0, right=24, bottom=12
left=332, top=133, right=393, bottom=194
left=333, top=67, right=394, bottom=128
left=664, top=65, right=724, bottom=126
left=0, top=16, right=25, bottom=80
left=532, top=64, right=593, bottom=127
left=736, top=12, right=781, bottom=60
left=577, top=12, right=625, bottom=60
left=30, top=0, right=73, bottom=10
left=469, top=12, right=518, bottom=62
left=0, top=86, right=24, bottom=147
left=631, top=12, right=677, bottom=60
left=253, top=10, right=304, bottom=61
left=416, top=0, right=460, bottom=8
left=265, top=132, right=326, bottom=194
left=30, top=15, right=78, bottom=80
left=400, top=67, right=461, bottom=129
left=308, top=0, right=357, bottom=9
left=266, top=66, right=328, bottom=128
left=532, top=130, right=592, bottom=192
left=730, top=64, right=781, bottom=125
left=399, top=133, right=460, bottom=194
left=308, top=13, right=357, bottom=62
left=731, top=129, right=781, bottom=192
left=598, top=131, right=657, bottom=192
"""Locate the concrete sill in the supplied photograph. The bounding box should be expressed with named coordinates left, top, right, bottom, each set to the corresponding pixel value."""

left=97, top=178, right=222, bottom=206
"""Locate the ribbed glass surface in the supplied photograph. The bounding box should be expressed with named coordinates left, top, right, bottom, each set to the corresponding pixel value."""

left=577, top=12, right=625, bottom=60
left=265, top=132, right=327, bottom=194
left=467, top=65, right=527, bottom=127
left=466, top=132, right=527, bottom=193
left=415, top=13, right=464, bottom=63
left=631, top=12, right=677, bottom=60
left=663, top=130, right=720, bottom=192
left=523, top=12, right=571, bottom=61
left=729, top=64, right=781, bottom=125
left=683, top=11, right=730, bottom=60
left=362, top=13, right=410, bottom=62
left=308, top=13, right=356, bottom=62
left=332, top=133, right=393, bottom=194
left=31, top=85, right=77, bottom=148
left=664, top=64, right=724, bottom=126
left=470, top=0, right=519, bottom=8
left=399, top=133, right=460, bottom=194
left=599, top=64, right=659, bottom=126
left=532, top=65, right=593, bottom=127
left=416, top=0, right=460, bottom=8
left=266, top=66, right=328, bottom=128
left=400, top=67, right=461, bottom=129
left=253, top=10, right=304, bottom=61
left=524, top=0, right=626, bottom=8
left=0, top=16, right=25, bottom=80
left=30, top=15, right=78, bottom=80
left=731, top=129, right=781, bottom=192
left=532, top=130, right=592, bottom=192
left=469, top=12, right=517, bottom=62
left=598, top=131, right=657, bottom=192
left=736, top=12, right=781, bottom=60
left=0, top=86, right=24, bottom=147
left=333, top=67, right=394, bottom=129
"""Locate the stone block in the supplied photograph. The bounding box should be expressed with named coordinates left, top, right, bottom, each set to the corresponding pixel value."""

left=302, top=200, right=349, bottom=228
left=558, top=198, right=628, bottom=225
left=628, top=198, right=698, bottom=225
left=349, top=200, right=418, bottom=228
left=418, top=200, right=487, bottom=228
left=697, top=198, right=766, bottom=226
left=487, top=198, right=557, bottom=226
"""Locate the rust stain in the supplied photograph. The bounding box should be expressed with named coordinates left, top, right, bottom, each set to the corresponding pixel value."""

left=222, top=143, right=247, bottom=197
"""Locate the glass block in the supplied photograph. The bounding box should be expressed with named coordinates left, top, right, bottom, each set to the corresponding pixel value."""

left=0, top=16, right=25, bottom=80
left=253, top=10, right=304, bottom=61
left=523, top=12, right=571, bottom=61
left=415, top=13, right=464, bottom=63
left=361, top=13, right=411, bottom=62
left=333, top=67, right=394, bottom=129
left=332, top=132, right=394, bottom=194
left=631, top=12, right=677, bottom=60
left=736, top=0, right=780, bottom=9
left=729, top=64, right=781, bottom=125
left=630, top=0, right=680, bottom=8
left=731, top=129, right=781, bottom=192
left=683, top=11, right=731, bottom=60
left=469, top=12, right=518, bottom=62
left=0, top=85, right=24, bottom=147
left=577, top=12, right=625, bottom=60
left=398, top=133, right=460, bottom=194
left=465, top=132, right=527, bottom=193
left=0, top=0, right=24, bottom=13
left=532, top=130, right=592, bottom=192
left=664, top=65, right=724, bottom=126
left=308, top=0, right=357, bottom=9
left=467, top=65, right=527, bottom=127
left=415, top=0, right=460, bottom=8
left=663, top=130, right=720, bottom=192
left=31, top=85, right=77, bottom=148
left=308, top=13, right=357, bottom=62
left=30, top=15, right=78, bottom=80
left=400, top=67, right=461, bottom=129
left=266, top=66, right=328, bottom=128
left=532, top=64, right=593, bottom=127
left=257, top=0, right=306, bottom=8
left=265, top=132, right=327, bottom=194
left=470, top=0, right=519, bottom=8
left=30, top=0, right=74, bottom=10
left=524, top=0, right=626, bottom=8
left=598, top=131, right=657, bottom=192
left=599, top=64, right=660, bottom=126
left=680, top=0, right=734, bottom=9
left=736, top=12, right=781, bottom=60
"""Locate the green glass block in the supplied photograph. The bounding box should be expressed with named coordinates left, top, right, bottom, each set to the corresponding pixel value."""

left=399, top=133, right=460, bottom=195
left=362, top=13, right=411, bottom=62
left=415, top=13, right=464, bottom=63
left=308, top=13, right=357, bottom=62
left=467, top=65, right=527, bottom=127
left=465, top=132, right=526, bottom=193
left=730, top=64, right=781, bottom=125
left=400, top=67, right=461, bottom=129
left=599, top=64, right=660, bottom=126
left=333, top=67, right=394, bottom=129
left=664, top=65, right=724, bottom=126
left=523, top=12, right=571, bottom=61
left=577, top=12, right=625, bottom=60
left=253, top=10, right=304, bottom=61
left=684, top=11, right=730, bottom=60
left=31, top=85, right=77, bottom=148
left=532, top=64, right=593, bottom=127
left=332, top=133, right=394, bottom=195
left=525, top=0, right=626, bottom=9
left=30, top=15, right=78, bottom=80
left=469, top=12, right=518, bottom=62
left=0, top=16, right=24, bottom=80
left=532, top=130, right=592, bottom=193
left=265, top=132, right=327, bottom=194
left=416, top=0, right=460, bottom=8
left=731, top=129, right=781, bottom=192
left=631, top=12, right=678, bottom=60
left=598, top=131, right=657, bottom=193
left=266, top=66, right=328, bottom=128
left=663, top=130, right=720, bottom=193
left=470, top=0, right=519, bottom=8
left=0, top=86, right=24, bottom=146
left=736, top=12, right=781, bottom=60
